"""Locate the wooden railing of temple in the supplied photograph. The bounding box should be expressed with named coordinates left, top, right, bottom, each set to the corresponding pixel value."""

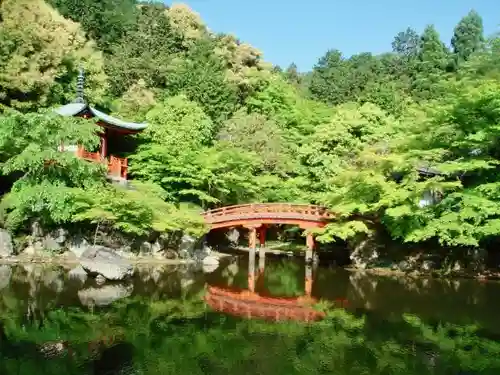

left=203, top=203, right=335, bottom=229
left=108, top=155, right=128, bottom=180
left=75, top=146, right=128, bottom=179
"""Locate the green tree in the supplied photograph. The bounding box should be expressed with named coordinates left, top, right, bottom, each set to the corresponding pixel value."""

left=284, top=63, right=301, bottom=85
left=392, top=27, right=420, bottom=58
left=105, top=3, right=184, bottom=96
left=48, top=0, right=139, bottom=52
left=412, top=25, right=450, bottom=100
left=217, top=109, right=287, bottom=173
left=0, top=0, right=107, bottom=110
left=308, top=49, right=350, bottom=105
left=0, top=109, right=101, bottom=230
left=167, top=38, right=240, bottom=124
left=129, top=95, right=257, bottom=206
left=451, top=10, right=485, bottom=64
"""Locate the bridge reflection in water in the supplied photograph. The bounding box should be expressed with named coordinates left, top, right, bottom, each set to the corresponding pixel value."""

left=204, top=251, right=325, bottom=322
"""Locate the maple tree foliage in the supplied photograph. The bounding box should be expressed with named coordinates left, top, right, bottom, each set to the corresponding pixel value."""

left=0, top=0, right=498, bottom=252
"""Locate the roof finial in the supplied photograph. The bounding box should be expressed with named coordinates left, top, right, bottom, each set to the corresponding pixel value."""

left=75, top=67, right=85, bottom=103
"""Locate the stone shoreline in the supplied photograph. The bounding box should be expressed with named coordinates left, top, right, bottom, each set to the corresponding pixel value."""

left=346, top=266, right=500, bottom=281
left=3, top=251, right=500, bottom=282
left=0, top=250, right=233, bottom=266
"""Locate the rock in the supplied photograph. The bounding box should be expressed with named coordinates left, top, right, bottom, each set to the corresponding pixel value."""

left=0, top=265, right=12, bottom=290
left=0, top=229, right=13, bottom=258
left=178, top=234, right=197, bottom=259
left=43, top=270, right=64, bottom=293
left=60, top=250, right=78, bottom=261
left=468, top=248, right=487, bottom=272
left=164, top=249, right=178, bottom=259
left=23, top=237, right=44, bottom=256
left=50, top=228, right=68, bottom=244
left=30, top=220, right=44, bottom=237
left=201, top=255, right=220, bottom=273
left=42, top=236, right=61, bottom=252
left=180, top=278, right=195, bottom=289
left=397, top=260, right=411, bottom=271
left=68, top=236, right=89, bottom=258
left=115, top=247, right=134, bottom=260
left=421, top=260, right=437, bottom=271
left=80, top=246, right=134, bottom=281
left=452, top=261, right=462, bottom=272
left=22, top=246, right=36, bottom=256
left=150, top=266, right=164, bottom=283
left=203, top=255, right=220, bottom=266
left=193, top=245, right=212, bottom=261
left=202, top=263, right=219, bottom=273
left=140, top=241, right=152, bottom=254
left=23, top=264, right=45, bottom=281
left=78, top=284, right=133, bottom=307
left=226, top=228, right=240, bottom=245
left=68, top=265, right=88, bottom=283
left=227, top=262, right=238, bottom=276
left=95, top=274, right=106, bottom=285
left=151, top=240, right=165, bottom=258
left=349, top=236, right=379, bottom=269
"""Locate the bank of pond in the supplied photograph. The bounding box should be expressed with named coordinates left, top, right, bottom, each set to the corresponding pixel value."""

left=0, top=253, right=499, bottom=375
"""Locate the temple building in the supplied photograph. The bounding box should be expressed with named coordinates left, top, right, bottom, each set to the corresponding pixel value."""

left=54, top=69, right=147, bottom=180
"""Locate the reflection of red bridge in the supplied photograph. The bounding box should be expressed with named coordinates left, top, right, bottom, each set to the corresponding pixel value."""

left=205, top=286, right=325, bottom=322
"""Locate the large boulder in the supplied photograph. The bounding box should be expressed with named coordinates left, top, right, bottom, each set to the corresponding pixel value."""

left=80, top=246, right=134, bottom=281
left=0, top=229, right=14, bottom=258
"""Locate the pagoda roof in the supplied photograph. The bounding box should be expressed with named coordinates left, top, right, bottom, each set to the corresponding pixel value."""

left=55, top=102, right=147, bottom=132
left=54, top=67, right=147, bottom=132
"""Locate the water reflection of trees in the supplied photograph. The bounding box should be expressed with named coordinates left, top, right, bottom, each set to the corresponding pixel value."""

left=1, top=301, right=500, bottom=374
left=260, top=260, right=303, bottom=297
left=1, top=265, right=500, bottom=374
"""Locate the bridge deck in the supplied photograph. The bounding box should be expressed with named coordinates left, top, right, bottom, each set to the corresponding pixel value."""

left=203, top=203, right=334, bottom=228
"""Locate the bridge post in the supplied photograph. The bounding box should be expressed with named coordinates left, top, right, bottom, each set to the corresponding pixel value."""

left=258, top=224, right=266, bottom=259
left=247, top=226, right=257, bottom=252
left=305, top=263, right=313, bottom=297
left=258, top=246, right=266, bottom=274
left=248, top=247, right=256, bottom=292
left=305, top=232, right=315, bottom=264
left=258, top=225, right=266, bottom=247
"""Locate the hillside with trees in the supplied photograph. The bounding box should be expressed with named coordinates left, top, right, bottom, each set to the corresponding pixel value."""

left=1, top=0, right=500, bottom=268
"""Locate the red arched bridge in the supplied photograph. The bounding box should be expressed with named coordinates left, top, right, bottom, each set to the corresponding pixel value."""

left=203, top=203, right=334, bottom=229
left=202, top=203, right=335, bottom=260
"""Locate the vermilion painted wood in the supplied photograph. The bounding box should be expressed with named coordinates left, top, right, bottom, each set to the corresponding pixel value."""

left=205, top=286, right=325, bottom=322
left=76, top=146, right=128, bottom=178
left=203, top=203, right=334, bottom=229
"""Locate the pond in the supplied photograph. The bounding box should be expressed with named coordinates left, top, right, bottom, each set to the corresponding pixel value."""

left=1, top=251, right=500, bottom=374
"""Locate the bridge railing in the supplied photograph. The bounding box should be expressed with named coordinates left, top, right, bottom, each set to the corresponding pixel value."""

left=203, top=203, right=334, bottom=220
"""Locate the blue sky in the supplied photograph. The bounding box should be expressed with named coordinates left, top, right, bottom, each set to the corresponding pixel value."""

left=165, top=0, right=499, bottom=72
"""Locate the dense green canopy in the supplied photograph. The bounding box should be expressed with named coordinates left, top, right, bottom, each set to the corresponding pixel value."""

left=0, top=0, right=499, bottom=255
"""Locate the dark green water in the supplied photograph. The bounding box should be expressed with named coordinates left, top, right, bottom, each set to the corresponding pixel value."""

left=1, top=252, right=500, bottom=374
